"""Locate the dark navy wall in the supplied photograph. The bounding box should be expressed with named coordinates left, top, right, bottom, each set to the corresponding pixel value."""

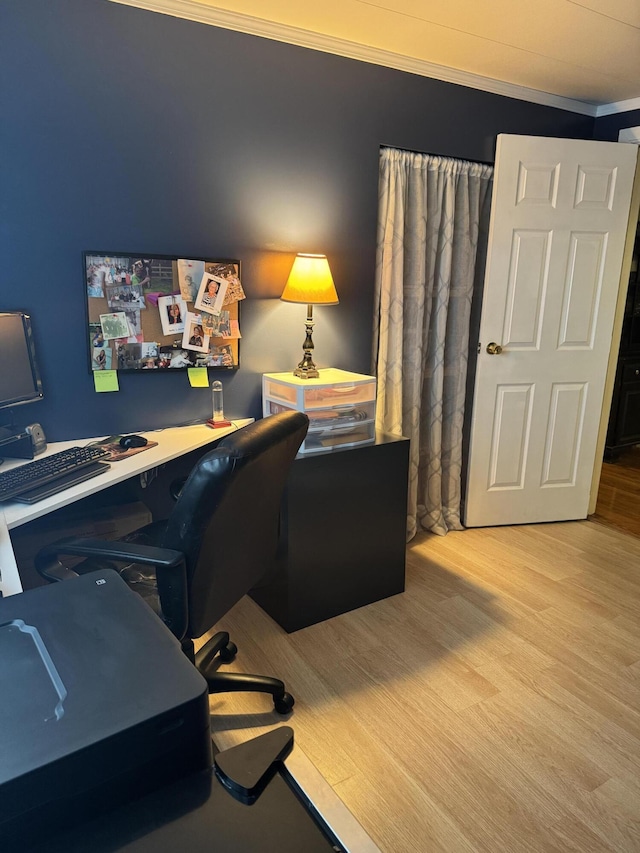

left=2, top=0, right=596, bottom=439
left=594, top=109, right=640, bottom=141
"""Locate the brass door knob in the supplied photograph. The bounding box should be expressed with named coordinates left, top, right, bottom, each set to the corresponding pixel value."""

left=486, top=342, right=503, bottom=355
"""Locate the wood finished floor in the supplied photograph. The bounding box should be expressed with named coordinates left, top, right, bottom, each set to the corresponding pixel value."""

left=593, top=445, right=640, bottom=540
left=206, top=520, right=640, bottom=853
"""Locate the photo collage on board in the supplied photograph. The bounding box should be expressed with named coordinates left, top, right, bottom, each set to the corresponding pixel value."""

left=85, top=255, right=244, bottom=371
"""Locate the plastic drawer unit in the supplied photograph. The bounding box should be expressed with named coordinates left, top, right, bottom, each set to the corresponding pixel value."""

left=262, top=369, right=377, bottom=453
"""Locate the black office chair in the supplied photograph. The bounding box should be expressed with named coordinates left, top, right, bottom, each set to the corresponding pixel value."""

left=35, top=411, right=309, bottom=714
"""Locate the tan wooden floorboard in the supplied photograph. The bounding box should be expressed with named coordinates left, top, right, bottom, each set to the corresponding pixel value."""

left=593, top=446, right=640, bottom=540
left=206, top=520, right=640, bottom=852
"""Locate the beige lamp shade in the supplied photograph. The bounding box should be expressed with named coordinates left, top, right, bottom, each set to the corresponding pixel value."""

left=281, top=254, right=339, bottom=305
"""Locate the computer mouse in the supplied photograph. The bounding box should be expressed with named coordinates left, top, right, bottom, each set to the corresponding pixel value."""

left=119, top=434, right=148, bottom=449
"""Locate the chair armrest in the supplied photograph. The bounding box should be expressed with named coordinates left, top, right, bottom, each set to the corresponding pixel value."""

left=35, top=536, right=185, bottom=570
left=34, top=537, right=189, bottom=640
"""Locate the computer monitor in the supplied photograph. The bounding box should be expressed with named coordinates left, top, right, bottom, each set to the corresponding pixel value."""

left=0, top=312, right=43, bottom=413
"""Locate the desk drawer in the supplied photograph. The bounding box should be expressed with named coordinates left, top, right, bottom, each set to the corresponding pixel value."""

left=262, top=369, right=376, bottom=412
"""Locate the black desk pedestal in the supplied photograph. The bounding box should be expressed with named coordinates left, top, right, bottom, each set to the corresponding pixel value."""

left=251, top=433, right=409, bottom=632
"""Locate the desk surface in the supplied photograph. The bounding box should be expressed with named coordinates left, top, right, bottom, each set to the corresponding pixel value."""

left=0, top=420, right=252, bottom=596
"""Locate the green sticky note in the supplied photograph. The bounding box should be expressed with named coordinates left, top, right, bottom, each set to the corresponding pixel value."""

left=93, top=370, right=119, bottom=393
left=188, top=368, right=209, bottom=388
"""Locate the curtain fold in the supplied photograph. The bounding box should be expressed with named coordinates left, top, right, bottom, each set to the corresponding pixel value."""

left=373, top=147, right=493, bottom=538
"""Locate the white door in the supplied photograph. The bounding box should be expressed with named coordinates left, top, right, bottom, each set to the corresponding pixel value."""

left=465, top=134, right=638, bottom=527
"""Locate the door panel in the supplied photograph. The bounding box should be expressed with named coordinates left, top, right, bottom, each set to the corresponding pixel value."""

left=488, top=384, right=533, bottom=490
left=504, top=230, right=551, bottom=349
left=541, top=382, right=587, bottom=485
left=574, top=165, right=617, bottom=209
left=465, top=135, right=638, bottom=527
left=558, top=231, right=607, bottom=348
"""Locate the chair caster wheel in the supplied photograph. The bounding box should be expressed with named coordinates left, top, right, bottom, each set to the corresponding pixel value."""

left=274, top=692, right=295, bottom=715
left=218, top=641, right=237, bottom=663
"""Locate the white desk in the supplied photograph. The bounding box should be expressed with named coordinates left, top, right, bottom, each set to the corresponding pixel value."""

left=0, top=420, right=252, bottom=597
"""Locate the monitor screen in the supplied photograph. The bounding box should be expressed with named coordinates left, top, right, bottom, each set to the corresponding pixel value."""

left=0, top=312, right=44, bottom=411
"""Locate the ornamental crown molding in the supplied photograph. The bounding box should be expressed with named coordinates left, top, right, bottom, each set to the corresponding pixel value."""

left=109, top=0, right=640, bottom=118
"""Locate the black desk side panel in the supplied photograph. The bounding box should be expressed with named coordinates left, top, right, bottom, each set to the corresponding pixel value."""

left=251, top=433, right=409, bottom=632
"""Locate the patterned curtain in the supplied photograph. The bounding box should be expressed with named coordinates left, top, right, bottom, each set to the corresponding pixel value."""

left=372, top=147, right=493, bottom=538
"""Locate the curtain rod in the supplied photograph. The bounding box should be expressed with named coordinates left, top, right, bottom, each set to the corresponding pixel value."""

left=379, top=143, right=494, bottom=168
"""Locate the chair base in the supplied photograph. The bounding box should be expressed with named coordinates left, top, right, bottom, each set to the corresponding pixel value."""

left=191, top=631, right=295, bottom=715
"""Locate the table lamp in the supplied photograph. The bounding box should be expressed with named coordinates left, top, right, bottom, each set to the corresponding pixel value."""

left=281, top=253, right=339, bottom=379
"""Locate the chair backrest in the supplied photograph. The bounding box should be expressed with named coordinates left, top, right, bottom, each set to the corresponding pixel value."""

left=161, top=411, right=308, bottom=639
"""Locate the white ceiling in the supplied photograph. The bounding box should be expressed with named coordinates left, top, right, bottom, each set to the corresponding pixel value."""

left=112, top=0, right=640, bottom=116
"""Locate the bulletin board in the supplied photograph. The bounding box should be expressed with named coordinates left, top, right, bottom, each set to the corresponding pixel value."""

left=84, top=252, right=243, bottom=373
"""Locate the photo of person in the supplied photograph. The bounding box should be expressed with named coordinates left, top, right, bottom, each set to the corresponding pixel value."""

left=99, top=312, right=130, bottom=340
left=140, top=342, right=158, bottom=367
left=189, top=325, right=204, bottom=347
left=116, top=342, right=142, bottom=370
left=182, top=312, right=210, bottom=353
left=194, top=273, right=228, bottom=316
left=201, top=310, right=224, bottom=337
left=87, top=263, right=105, bottom=298
left=202, top=311, right=241, bottom=340
left=168, top=349, right=195, bottom=368
left=206, top=262, right=245, bottom=306
left=123, top=309, right=142, bottom=341
left=158, top=294, right=187, bottom=335
left=157, top=348, right=173, bottom=369
left=131, top=259, right=151, bottom=289
left=206, top=344, right=234, bottom=367
left=106, top=282, right=146, bottom=311
left=93, top=348, right=107, bottom=369
left=177, top=258, right=204, bottom=303
left=90, top=322, right=104, bottom=348
left=92, top=345, right=113, bottom=370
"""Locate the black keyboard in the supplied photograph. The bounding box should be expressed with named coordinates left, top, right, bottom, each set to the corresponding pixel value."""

left=0, top=446, right=111, bottom=504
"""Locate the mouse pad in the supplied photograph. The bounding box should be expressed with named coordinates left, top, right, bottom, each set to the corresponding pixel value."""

left=87, top=437, right=158, bottom=462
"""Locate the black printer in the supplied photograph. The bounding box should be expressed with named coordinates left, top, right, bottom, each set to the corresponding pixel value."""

left=0, top=570, right=212, bottom=849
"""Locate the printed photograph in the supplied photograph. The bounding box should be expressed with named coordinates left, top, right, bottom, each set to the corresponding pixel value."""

left=177, top=258, right=205, bottom=303
left=106, top=282, right=146, bottom=311
left=201, top=309, right=226, bottom=337
left=194, top=273, right=228, bottom=316
left=100, top=312, right=130, bottom=341
left=90, top=322, right=104, bottom=349
left=86, top=262, right=106, bottom=297
left=205, top=262, right=245, bottom=305
left=92, top=345, right=112, bottom=370
left=158, top=294, right=187, bottom=335
left=116, top=342, right=142, bottom=370
left=182, top=312, right=210, bottom=353
left=140, top=342, right=159, bottom=368
left=123, top=308, right=142, bottom=341
left=203, top=311, right=241, bottom=340
left=206, top=344, right=234, bottom=367
left=157, top=347, right=196, bottom=368
left=86, top=255, right=174, bottom=298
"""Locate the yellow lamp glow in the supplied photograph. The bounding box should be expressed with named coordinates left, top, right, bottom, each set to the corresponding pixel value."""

left=281, top=254, right=338, bottom=378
